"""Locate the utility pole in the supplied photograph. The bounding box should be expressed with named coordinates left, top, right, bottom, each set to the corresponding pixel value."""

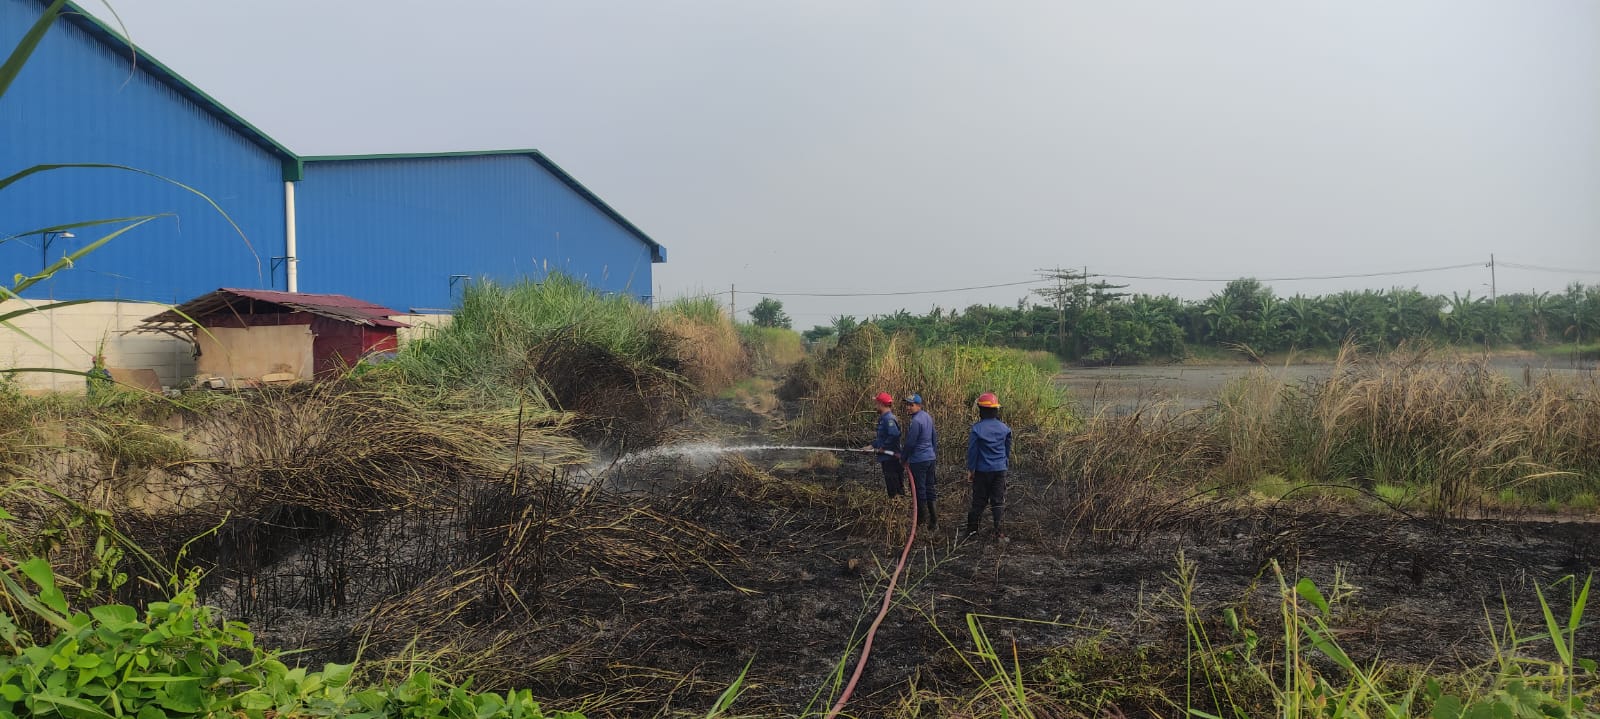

left=1488, top=254, right=1497, bottom=302
left=1056, top=270, right=1067, bottom=355
left=730, top=284, right=737, bottom=322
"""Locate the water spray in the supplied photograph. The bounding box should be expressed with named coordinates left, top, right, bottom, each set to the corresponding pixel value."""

left=607, top=442, right=881, bottom=468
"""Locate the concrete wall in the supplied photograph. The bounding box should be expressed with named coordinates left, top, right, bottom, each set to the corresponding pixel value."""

left=393, top=313, right=452, bottom=346
left=0, top=304, right=460, bottom=393
left=0, top=300, right=195, bottom=392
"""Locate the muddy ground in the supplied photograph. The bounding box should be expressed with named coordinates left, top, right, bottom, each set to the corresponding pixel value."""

left=219, top=387, right=1600, bottom=717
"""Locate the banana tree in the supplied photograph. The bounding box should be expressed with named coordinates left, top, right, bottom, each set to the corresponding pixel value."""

left=1282, top=294, right=1325, bottom=349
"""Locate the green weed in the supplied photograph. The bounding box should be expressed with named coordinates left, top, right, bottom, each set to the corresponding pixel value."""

left=0, top=557, right=585, bottom=719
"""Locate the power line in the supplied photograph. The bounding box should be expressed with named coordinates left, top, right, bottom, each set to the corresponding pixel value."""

left=1090, top=262, right=1483, bottom=283
left=1499, top=262, right=1600, bottom=275
left=668, top=258, right=1593, bottom=301
left=739, top=278, right=1046, bottom=297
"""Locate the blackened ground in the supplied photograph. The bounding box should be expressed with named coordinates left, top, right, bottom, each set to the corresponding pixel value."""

left=616, top=457, right=1600, bottom=715
left=227, top=392, right=1600, bottom=718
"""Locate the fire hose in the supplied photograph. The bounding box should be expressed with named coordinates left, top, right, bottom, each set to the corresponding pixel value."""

left=822, top=448, right=919, bottom=719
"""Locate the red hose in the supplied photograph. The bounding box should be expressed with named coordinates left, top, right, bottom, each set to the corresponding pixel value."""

left=823, top=455, right=919, bottom=719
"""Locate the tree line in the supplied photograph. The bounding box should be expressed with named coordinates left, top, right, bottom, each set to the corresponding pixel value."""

left=795, top=274, right=1600, bottom=365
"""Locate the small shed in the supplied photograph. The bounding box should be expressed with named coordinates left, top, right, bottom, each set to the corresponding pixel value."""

left=140, top=288, right=408, bottom=385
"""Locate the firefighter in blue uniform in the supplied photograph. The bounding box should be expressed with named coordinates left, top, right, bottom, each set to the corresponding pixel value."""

left=900, top=393, right=938, bottom=529
left=964, top=392, right=1013, bottom=541
left=862, top=391, right=904, bottom=497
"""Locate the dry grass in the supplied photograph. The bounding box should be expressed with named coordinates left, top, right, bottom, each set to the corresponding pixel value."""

left=1045, top=404, right=1223, bottom=542
left=691, top=455, right=904, bottom=543
left=1247, top=347, right=1600, bottom=515
left=180, top=382, right=584, bottom=521
left=0, top=376, right=35, bottom=472
left=278, top=465, right=756, bottom=696
left=1059, top=344, right=1600, bottom=523
left=662, top=309, right=749, bottom=396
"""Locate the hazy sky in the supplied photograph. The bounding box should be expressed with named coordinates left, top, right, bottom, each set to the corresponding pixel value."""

left=76, top=1, right=1600, bottom=327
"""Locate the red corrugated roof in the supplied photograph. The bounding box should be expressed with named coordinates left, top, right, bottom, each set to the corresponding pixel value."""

left=141, top=288, right=410, bottom=328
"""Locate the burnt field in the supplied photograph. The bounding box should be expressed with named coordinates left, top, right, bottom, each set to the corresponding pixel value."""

left=6, top=322, right=1597, bottom=717
left=204, top=398, right=1599, bottom=718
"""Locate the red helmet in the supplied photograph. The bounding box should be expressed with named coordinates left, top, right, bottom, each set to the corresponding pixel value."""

left=975, top=392, right=1001, bottom=408
left=874, top=392, right=894, bottom=406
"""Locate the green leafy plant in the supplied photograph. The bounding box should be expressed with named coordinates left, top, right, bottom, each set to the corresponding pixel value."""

left=0, top=558, right=585, bottom=719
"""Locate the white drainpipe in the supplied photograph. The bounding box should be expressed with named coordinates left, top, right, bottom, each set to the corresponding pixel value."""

left=284, top=181, right=299, bottom=293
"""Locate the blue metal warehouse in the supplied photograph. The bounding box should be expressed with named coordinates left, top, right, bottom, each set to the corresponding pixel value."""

left=0, top=0, right=663, bottom=311
left=298, top=152, right=665, bottom=312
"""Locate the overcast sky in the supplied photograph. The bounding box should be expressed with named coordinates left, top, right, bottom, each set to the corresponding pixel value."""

left=78, top=1, right=1600, bottom=327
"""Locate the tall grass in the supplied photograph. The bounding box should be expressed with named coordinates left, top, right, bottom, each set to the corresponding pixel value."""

left=662, top=296, right=748, bottom=395
left=781, top=323, right=1075, bottom=473
left=395, top=275, right=681, bottom=405
left=1049, top=404, right=1219, bottom=538
left=1051, top=346, right=1600, bottom=522
left=1218, top=348, right=1600, bottom=514
left=391, top=275, right=693, bottom=445
left=739, top=325, right=805, bottom=371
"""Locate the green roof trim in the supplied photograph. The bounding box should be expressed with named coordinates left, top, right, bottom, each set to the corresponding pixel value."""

left=56, top=1, right=301, bottom=181
left=302, top=150, right=665, bottom=262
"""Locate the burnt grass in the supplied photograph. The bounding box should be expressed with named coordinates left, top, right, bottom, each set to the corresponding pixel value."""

left=204, top=400, right=1600, bottom=718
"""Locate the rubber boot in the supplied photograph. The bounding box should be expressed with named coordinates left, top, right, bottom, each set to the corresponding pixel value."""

left=916, top=502, right=929, bottom=527
left=926, top=501, right=937, bottom=531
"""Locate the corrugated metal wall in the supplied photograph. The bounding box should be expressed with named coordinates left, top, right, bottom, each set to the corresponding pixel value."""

left=297, top=155, right=656, bottom=312
left=2, top=0, right=662, bottom=315
left=0, top=0, right=287, bottom=303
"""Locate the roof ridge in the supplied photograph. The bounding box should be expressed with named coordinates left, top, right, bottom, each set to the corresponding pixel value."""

left=50, top=0, right=303, bottom=180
